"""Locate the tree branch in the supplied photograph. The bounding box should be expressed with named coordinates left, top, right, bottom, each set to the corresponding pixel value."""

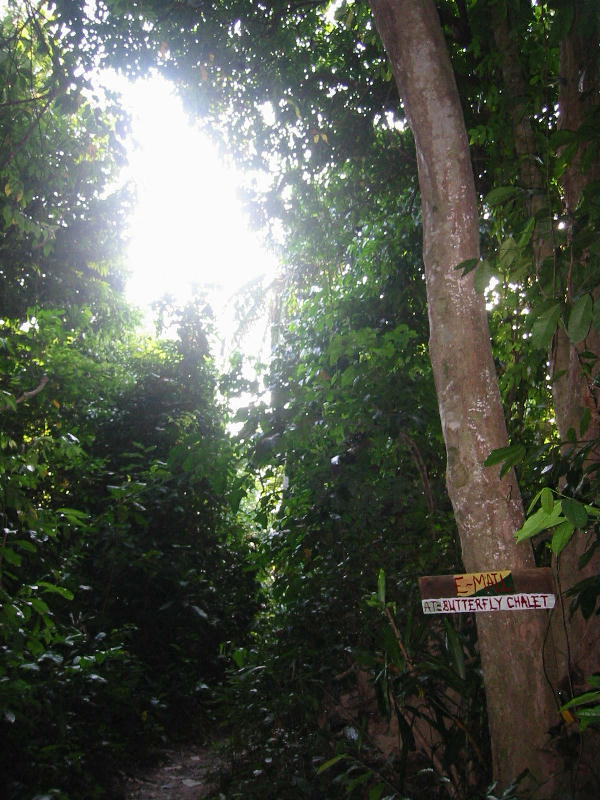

left=0, top=87, right=61, bottom=170
left=15, top=374, right=48, bottom=404
left=398, top=431, right=435, bottom=514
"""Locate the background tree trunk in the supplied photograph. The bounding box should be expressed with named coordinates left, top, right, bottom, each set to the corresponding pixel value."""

left=493, top=4, right=600, bottom=751
left=553, top=6, right=600, bottom=455
left=368, top=0, right=560, bottom=792
left=552, top=12, right=600, bottom=793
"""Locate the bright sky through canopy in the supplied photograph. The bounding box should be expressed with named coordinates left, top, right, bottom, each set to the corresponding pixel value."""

left=109, top=73, right=277, bottom=346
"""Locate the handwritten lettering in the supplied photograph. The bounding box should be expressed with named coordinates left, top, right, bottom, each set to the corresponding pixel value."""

left=454, top=570, right=512, bottom=597
left=422, top=593, right=555, bottom=614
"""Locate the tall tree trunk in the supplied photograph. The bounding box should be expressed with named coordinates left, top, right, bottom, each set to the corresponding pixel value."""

left=368, top=0, right=559, bottom=792
left=492, top=2, right=600, bottom=468
left=493, top=6, right=600, bottom=762
left=553, top=6, right=600, bottom=454
left=552, top=11, right=600, bottom=794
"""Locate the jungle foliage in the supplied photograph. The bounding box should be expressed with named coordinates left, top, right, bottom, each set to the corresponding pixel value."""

left=0, top=1, right=599, bottom=799
left=0, top=4, right=257, bottom=797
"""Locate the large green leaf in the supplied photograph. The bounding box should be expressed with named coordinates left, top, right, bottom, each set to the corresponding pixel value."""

left=562, top=498, right=588, bottom=528
left=498, top=236, right=519, bottom=271
left=551, top=520, right=576, bottom=555
left=566, top=294, right=593, bottom=344
left=484, top=444, right=526, bottom=477
left=317, top=754, right=346, bottom=774
left=530, top=304, right=562, bottom=350
left=593, top=297, right=600, bottom=331
left=444, top=618, right=466, bottom=681
left=474, top=259, right=494, bottom=293
left=453, top=257, right=479, bottom=275
left=540, top=487, right=554, bottom=515
left=37, top=581, right=75, bottom=600
left=515, top=502, right=566, bottom=542
left=377, top=567, right=386, bottom=604
left=484, top=186, right=522, bottom=206
left=561, top=690, right=600, bottom=709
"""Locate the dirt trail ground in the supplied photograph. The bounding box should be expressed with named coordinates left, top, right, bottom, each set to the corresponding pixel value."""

left=124, top=746, right=222, bottom=799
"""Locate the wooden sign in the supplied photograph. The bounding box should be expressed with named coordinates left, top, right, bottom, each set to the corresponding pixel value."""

left=419, top=568, right=555, bottom=614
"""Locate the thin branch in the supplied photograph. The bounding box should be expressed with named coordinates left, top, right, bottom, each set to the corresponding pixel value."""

left=384, top=604, right=415, bottom=671
left=15, top=374, right=48, bottom=404
left=0, top=90, right=53, bottom=108
left=0, top=87, right=61, bottom=170
left=398, top=431, right=435, bottom=514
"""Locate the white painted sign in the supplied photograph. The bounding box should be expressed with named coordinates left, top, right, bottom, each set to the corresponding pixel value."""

left=421, top=593, right=556, bottom=614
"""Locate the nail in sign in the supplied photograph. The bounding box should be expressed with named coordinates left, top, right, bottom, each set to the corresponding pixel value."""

left=419, top=568, right=555, bottom=614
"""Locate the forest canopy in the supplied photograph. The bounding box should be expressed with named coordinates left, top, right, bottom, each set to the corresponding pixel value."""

left=0, top=1, right=598, bottom=799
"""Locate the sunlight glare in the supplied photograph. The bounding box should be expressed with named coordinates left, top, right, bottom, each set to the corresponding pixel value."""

left=107, top=72, right=277, bottom=351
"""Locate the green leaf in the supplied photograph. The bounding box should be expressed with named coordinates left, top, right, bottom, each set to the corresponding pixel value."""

left=580, top=407, right=591, bottom=437
left=444, top=618, right=466, bottom=681
left=229, top=486, right=245, bottom=513
left=540, top=487, right=554, bottom=515
left=27, top=638, right=44, bottom=657
left=518, top=217, right=536, bottom=248
left=37, top=581, right=74, bottom=600
left=551, top=520, right=576, bottom=555
left=2, top=547, right=22, bottom=566
left=550, top=129, right=577, bottom=150
left=474, top=259, right=493, bottom=293
left=57, top=507, right=89, bottom=522
left=232, top=648, right=247, bottom=668
left=0, top=390, right=17, bottom=411
left=484, top=444, right=526, bottom=477
left=560, top=690, right=600, bottom=710
left=567, top=294, right=592, bottom=344
left=453, top=258, right=478, bottom=275
left=515, top=502, right=565, bottom=542
left=498, top=236, right=519, bottom=270
left=484, top=186, right=521, bottom=206
left=317, top=754, right=346, bottom=774
left=341, top=366, right=357, bottom=387
left=483, top=444, right=521, bottom=466
left=368, top=784, right=385, bottom=800
left=576, top=707, right=600, bottom=719
left=526, top=488, right=545, bottom=514
left=13, top=539, right=36, bottom=553
left=593, top=297, right=600, bottom=331
left=30, top=597, right=51, bottom=615
left=562, top=498, right=588, bottom=528
left=530, top=304, right=562, bottom=350
left=377, top=568, right=386, bottom=604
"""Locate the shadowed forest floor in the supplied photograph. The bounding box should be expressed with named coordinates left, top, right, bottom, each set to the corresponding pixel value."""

left=124, top=746, right=223, bottom=799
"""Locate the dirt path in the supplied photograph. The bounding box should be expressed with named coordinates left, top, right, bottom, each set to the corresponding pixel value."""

left=124, top=746, right=223, bottom=799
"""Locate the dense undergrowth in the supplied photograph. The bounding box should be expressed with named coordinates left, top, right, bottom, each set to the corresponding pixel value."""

left=0, top=303, right=259, bottom=798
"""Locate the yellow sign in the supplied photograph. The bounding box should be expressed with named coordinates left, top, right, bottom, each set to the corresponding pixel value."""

left=454, top=570, right=514, bottom=597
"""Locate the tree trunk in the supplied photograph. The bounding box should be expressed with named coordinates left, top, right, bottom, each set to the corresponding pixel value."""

left=493, top=7, right=600, bottom=764
left=368, top=0, right=559, bottom=792
left=553, top=6, right=600, bottom=455
left=492, top=2, right=600, bottom=465
left=551, top=13, right=600, bottom=794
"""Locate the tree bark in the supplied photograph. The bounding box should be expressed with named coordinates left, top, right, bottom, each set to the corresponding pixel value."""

left=554, top=7, right=600, bottom=454
left=552, top=13, right=600, bottom=794
left=492, top=2, right=600, bottom=459
left=368, top=0, right=559, bottom=792
left=493, top=6, right=600, bottom=755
